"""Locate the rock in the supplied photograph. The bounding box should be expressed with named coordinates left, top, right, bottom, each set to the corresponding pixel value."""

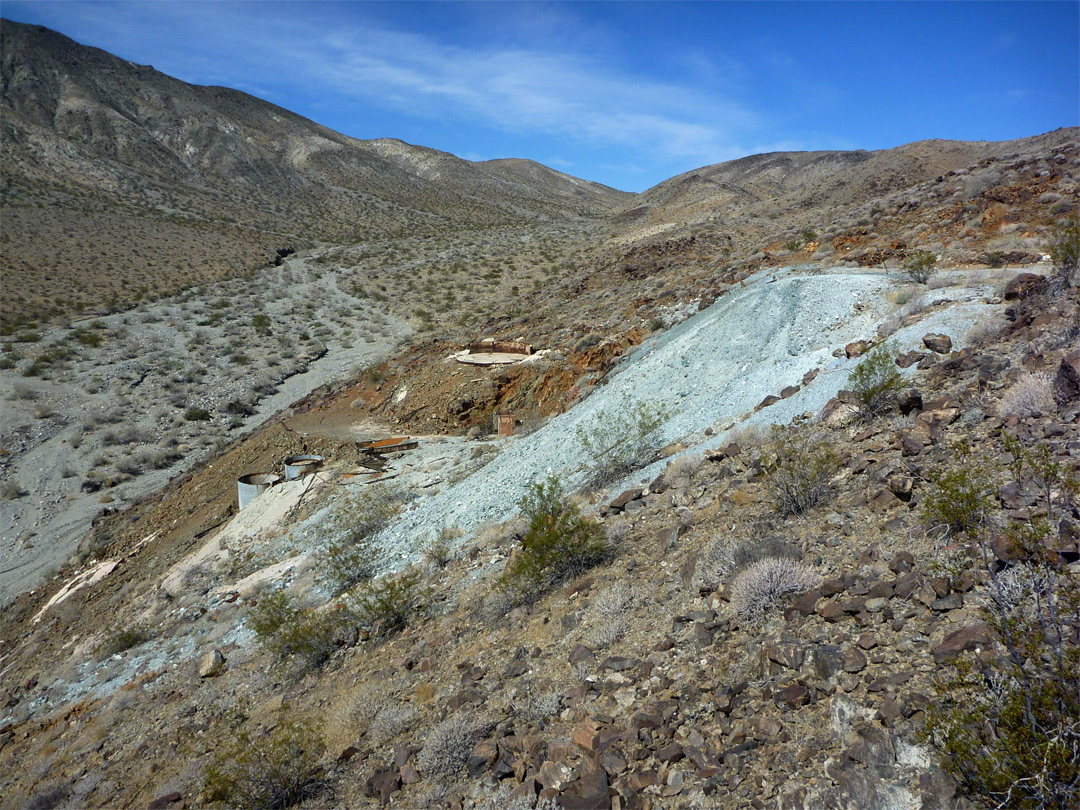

left=923, top=333, right=952, bottom=354
left=932, top=622, right=993, bottom=664
left=609, top=489, right=643, bottom=511
left=656, top=742, right=684, bottom=763
left=568, top=644, right=595, bottom=664
left=845, top=340, right=869, bottom=358
left=897, top=388, right=923, bottom=415
left=467, top=738, right=499, bottom=777
left=843, top=723, right=896, bottom=774
left=561, top=756, right=610, bottom=809
left=931, top=593, right=964, bottom=612
left=780, top=384, right=801, bottom=399
left=757, top=394, right=780, bottom=409
left=1003, top=272, right=1047, bottom=300
left=365, top=768, right=401, bottom=803
left=537, top=760, right=575, bottom=792
left=1055, top=351, right=1080, bottom=404
left=572, top=722, right=600, bottom=754
left=900, top=431, right=926, bottom=456
left=776, top=682, right=812, bottom=707
left=889, top=552, right=914, bottom=574
left=895, top=350, right=927, bottom=369
left=784, top=589, right=822, bottom=619
left=842, top=647, right=867, bottom=673
left=599, top=656, right=638, bottom=672
left=147, top=793, right=184, bottom=810
left=812, top=645, right=845, bottom=680
left=197, top=649, right=226, bottom=678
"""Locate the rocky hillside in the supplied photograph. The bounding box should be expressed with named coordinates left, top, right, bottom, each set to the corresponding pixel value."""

left=1, top=254, right=1078, bottom=810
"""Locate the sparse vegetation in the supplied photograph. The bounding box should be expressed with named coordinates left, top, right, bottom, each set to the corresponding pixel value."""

left=184, top=406, right=212, bottom=422
left=576, top=398, right=670, bottom=488
left=351, top=568, right=428, bottom=641
left=1048, top=218, right=1080, bottom=286
left=248, top=590, right=340, bottom=671
left=97, top=623, right=153, bottom=657
left=729, top=556, right=820, bottom=626
left=999, top=370, right=1056, bottom=417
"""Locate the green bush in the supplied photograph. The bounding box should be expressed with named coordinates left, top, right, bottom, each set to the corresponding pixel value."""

left=764, top=426, right=841, bottom=516
left=902, top=250, right=937, bottom=284
left=921, top=464, right=994, bottom=540
left=248, top=591, right=339, bottom=671
left=352, top=568, right=428, bottom=641
left=498, top=476, right=609, bottom=601
left=923, top=449, right=1079, bottom=809
left=203, top=719, right=329, bottom=810
left=1048, top=218, right=1080, bottom=286
left=576, top=398, right=670, bottom=488
left=184, top=406, right=212, bottom=422
left=848, top=342, right=904, bottom=417
left=98, top=623, right=153, bottom=657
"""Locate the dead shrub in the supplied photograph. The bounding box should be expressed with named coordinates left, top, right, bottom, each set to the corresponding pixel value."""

left=998, top=371, right=1056, bottom=417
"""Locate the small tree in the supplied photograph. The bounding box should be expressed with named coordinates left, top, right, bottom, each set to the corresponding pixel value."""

left=902, top=250, right=938, bottom=284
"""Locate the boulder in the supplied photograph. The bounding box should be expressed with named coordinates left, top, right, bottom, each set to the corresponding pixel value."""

left=845, top=340, right=869, bottom=358
left=1055, top=351, right=1080, bottom=404
left=197, top=649, right=226, bottom=678
left=932, top=622, right=993, bottom=664
left=1003, top=272, right=1047, bottom=300
left=922, top=333, right=953, bottom=354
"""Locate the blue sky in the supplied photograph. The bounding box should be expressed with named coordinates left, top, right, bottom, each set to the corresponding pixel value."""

left=3, top=1, right=1078, bottom=192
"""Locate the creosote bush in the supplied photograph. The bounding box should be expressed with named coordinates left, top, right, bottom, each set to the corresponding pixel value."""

left=902, top=250, right=938, bottom=284
left=498, top=476, right=609, bottom=603
left=763, top=426, right=841, bottom=516
left=319, top=485, right=402, bottom=595
left=848, top=341, right=904, bottom=417
left=576, top=398, right=670, bottom=488
left=1048, top=218, right=1080, bottom=286
left=921, top=461, right=994, bottom=540
left=97, top=623, right=153, bottom=657
left=248, top=590, right=340, bottom=671
left=922, top=437, right=1080, bottom=809
left=351, top=568, right=428, bottom=641
left=202, top=719, right=329, bottom=810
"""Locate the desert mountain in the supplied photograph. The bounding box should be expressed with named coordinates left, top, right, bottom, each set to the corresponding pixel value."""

left=0, top=20, right=630, bottom=322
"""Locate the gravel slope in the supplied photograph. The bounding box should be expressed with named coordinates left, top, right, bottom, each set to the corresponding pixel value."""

left=376, top=265, right=1003, bottom=566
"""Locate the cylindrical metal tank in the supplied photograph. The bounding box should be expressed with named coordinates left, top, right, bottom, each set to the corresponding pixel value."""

left=237, top=473, right=281, bottom=509
left=283, top=454, right=324, bottom=480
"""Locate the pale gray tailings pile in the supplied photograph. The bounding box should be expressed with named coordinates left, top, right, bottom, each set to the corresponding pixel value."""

left=375, top=265, right=1003, bottom=569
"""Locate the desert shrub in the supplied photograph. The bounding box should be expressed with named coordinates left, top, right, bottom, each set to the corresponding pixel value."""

left=1, top=479, right=24, bottom=500
left=498, top=476, right=609, bottom=602
left=666, top=452, right=703, bottom=481
left=319, top=486, right=402, bottom=595
left=729, top=557, right=820, bottom=626
left=576, top=398, right=671, bottom=488
left=368, top=704, right=418, bottom=743
left=352, top=568, right=428, bottom=641
left=924, top=473, right=1079, bottom=809
left=184, top=406, right=211, bottom=422
left=998, top=371, right=1056, bottom=417
left=423, top=526, right=460, bottom=568
left=98, top=623, right=153, bottom=657
left=417, top=713, right=486, bottom=782
left=848, top=342, right=904, bottom=417
left=922, top=465, right=995, bottom=540
left=203, top=719, right=329, bottom=810
left=584, top=582, right=635, bottom=648
left=902, top=251, right=938, bottom=284
left=251, top=314, right=272, bottom=334
left=248, top=590, right=340, bottom=671
left=1048, top=218, right=1080, bottom=286
left=763, top=426, right=841, bottom=516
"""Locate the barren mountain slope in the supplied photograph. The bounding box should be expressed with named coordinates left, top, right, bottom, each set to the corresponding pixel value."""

left=0, top=21, right=629, bottom=325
